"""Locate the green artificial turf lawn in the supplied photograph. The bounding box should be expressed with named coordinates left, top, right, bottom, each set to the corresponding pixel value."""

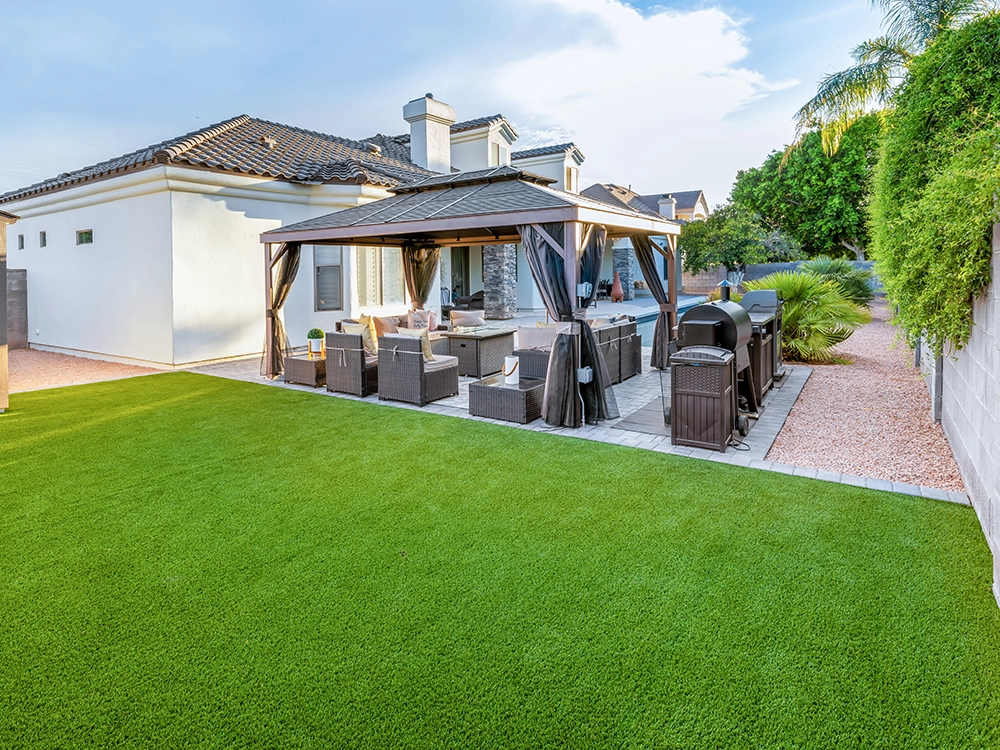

left=1, top=372, right=998, bottom=749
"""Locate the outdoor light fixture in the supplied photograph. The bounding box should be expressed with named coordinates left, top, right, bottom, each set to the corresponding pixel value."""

left=577, top=366, right=593, bottom=384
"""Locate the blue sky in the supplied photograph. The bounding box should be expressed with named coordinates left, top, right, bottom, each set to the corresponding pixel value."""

left=1, top=0, right=883, bottom=204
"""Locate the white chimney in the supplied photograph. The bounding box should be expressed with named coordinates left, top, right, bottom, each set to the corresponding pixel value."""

left=403, top=93, right=456, bottom=174
left=658, top=194, right=677, bottom=220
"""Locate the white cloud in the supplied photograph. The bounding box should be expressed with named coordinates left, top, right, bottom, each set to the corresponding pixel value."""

left=446, top=0, right=798, bottom=203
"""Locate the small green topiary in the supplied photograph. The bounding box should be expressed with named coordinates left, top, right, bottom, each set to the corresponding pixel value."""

left=307, top=328, right=324, bottom=340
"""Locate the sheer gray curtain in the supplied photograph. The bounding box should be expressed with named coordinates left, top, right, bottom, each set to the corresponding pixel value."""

left=402, top=243, right=441, bottom=309
left=631, top=234, right=672, bottom=370
left=518, top=222, right=618, bottom=427
left=262, top=242, right=301, bottom=377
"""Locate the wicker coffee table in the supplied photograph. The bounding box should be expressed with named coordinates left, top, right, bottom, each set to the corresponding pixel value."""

left=469, top=375, right=545, bottom=424
left=284, top=353, right=326, bottom=387
left=442, top=328, right=515, bottom=377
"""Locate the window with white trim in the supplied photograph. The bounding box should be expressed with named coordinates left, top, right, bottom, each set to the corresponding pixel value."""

left=315, top=246, right=343, bottom=311
left=17, top=234, right=24, bottom=250
left=39, top=231, right=46, bottom=248
left=356, top=246, right=405, bottom=307
left=77, top=229, right=93, bottom=245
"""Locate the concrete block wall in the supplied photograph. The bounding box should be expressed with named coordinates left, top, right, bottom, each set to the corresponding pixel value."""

left=941, top=224, right=1000, bottom=606
left=7, top=269, right=27, bottom=349
left=681, top=260, right=882, bottom=295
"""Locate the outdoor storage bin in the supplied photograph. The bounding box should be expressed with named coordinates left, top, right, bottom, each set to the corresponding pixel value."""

left=670, top=345, right=735, bottom=452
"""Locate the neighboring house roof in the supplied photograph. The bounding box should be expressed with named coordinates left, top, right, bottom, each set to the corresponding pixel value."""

left=580, top=183, right=668, bottom=220
left=511, top=143, right=584, bottom=161
left=0, top=115, right=435, bottom=205
left=635, top=189, right=707, bottom=215
left=262, top=166, right=676, bottom=246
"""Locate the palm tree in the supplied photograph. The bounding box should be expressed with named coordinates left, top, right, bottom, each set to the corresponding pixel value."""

left=794, top=0, right=997, bottom=154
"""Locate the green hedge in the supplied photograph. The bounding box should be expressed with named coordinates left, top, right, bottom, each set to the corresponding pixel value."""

left=871, top=15, right=1000, bottom=354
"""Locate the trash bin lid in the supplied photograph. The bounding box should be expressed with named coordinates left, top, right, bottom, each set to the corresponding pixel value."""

left=670, top=345, right=734, bottom=365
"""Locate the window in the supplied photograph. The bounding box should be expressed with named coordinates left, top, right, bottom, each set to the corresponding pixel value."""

left=39, top=231, right=46, bottom=248
left=356, top=246, right=405, bottom=307
left=17, top=234, right=24, bottom=250
left=490, top=142, right=509, bottom=167
left=76, top=230, right=93, bottom=245
left=565, top=166, right=578, bottom=193
left=314, top=246, right=343, bottom=311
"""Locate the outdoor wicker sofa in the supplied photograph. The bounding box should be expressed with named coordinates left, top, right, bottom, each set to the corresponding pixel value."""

left=377, top=334, right=459, bottom=406
left=325, top=331, right=378, bottom=397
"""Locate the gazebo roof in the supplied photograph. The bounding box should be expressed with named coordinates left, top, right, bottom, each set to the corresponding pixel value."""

left=260, top=166, right=680, bottom=247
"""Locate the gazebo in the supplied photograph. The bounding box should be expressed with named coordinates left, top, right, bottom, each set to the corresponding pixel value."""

left=260, top=166, right=680, bottom=428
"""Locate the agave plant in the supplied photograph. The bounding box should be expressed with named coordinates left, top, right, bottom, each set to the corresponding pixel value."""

left=744, top=271, right=871, bottom=362
left=801, top=256, right=876, bottom=308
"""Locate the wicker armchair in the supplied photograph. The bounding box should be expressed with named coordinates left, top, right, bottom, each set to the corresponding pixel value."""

left=325, top=332, right=378, bottom=397
left=377, top=334, right=459, bottom=406
left=512, top=348, right=551, bottom=379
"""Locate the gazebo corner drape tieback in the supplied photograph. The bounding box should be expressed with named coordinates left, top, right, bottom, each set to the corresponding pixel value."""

left=402, top=242, right=441, bottom=310
left=262, top=241, right=301, bottom=378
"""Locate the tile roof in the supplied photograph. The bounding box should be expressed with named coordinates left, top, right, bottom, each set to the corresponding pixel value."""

left=1, top=116, right=435, bottom=205
left=635, top=189, right=706, bottom=214
left=511, top=143, right=581, bottom=160
left=0, top=209, right=18, bottom=221
left=580, top=183, right=666, bottom=220
left=393, top=114, right=518, bottom=145
left=263, top=167, right=669, bottom=242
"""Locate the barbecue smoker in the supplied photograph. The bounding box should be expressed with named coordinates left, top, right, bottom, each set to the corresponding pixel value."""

left=668, top=296, right=759, bottom=451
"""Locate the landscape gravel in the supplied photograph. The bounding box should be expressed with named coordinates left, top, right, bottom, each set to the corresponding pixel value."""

left=8, top=349, right=159, bottom=393
left=766, top=301, right=965, bottom=492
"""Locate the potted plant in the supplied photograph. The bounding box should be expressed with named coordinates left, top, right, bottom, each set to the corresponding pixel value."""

left=307, top=328, right=324, bottom=357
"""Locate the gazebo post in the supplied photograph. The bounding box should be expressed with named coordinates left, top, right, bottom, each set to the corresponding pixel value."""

left=264, top=242, right=274, bottom=379
left=666, top=234, right=679, bottom=339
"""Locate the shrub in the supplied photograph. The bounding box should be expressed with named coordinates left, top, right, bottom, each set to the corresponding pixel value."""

left=871, top=16, right=1000, bottom=354
left=744, top=271, right=870, bottom=362
left=307, top=328, right=324, bottom=340
left=801, top=256, right=876, bottom=308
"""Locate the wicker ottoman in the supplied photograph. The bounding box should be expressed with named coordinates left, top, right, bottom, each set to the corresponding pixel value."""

left=469, top=375, right=545, bottom=424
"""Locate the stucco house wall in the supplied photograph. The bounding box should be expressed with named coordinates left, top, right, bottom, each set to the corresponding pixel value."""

left=940, top=224, right=1000, bottom=606
left=7, top=171, right=176, bottom=364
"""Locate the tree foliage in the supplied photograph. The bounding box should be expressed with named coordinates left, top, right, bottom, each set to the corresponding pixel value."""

left=744, top=271, right=871, bottom=362
left=871, top=14, right=1000, bottom=354
left=731, top=114, right=882, bottom=260
left=794, top=0, right=997, bottom=154
left=679, top=203, right=801, bottom=278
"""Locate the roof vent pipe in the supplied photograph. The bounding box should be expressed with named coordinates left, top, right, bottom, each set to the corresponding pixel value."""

left=403, top=94, right=456, bottom=174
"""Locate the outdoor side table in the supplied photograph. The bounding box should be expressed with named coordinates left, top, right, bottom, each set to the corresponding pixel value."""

left=469, top=375, right=545, bottom=424
left=283, top=353, right=326, bottom=387
left=442, top=328, right=515, bottom=377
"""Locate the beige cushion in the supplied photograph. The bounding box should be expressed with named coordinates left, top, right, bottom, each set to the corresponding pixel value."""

left=364, top=353, right=378, bottom=366
left=391, top=326, right=435, bottom=361
left=424, top=354, right=458, bottom=373
left=589, top=318, right=611, bottom=328
left=342, top=322, right=376, bottom=355
left=408, top=309, right=438, bottom=330
left=451, top=309, right=485, bottom=327
left=517, top=326, right=557, bottom=351
left=357, top=313, right=378, bottom=353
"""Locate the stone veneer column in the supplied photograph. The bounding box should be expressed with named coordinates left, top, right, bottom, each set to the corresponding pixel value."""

left=613, top=246, right=634, bottom=301
left=483, top=244, right=517, bottom=319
